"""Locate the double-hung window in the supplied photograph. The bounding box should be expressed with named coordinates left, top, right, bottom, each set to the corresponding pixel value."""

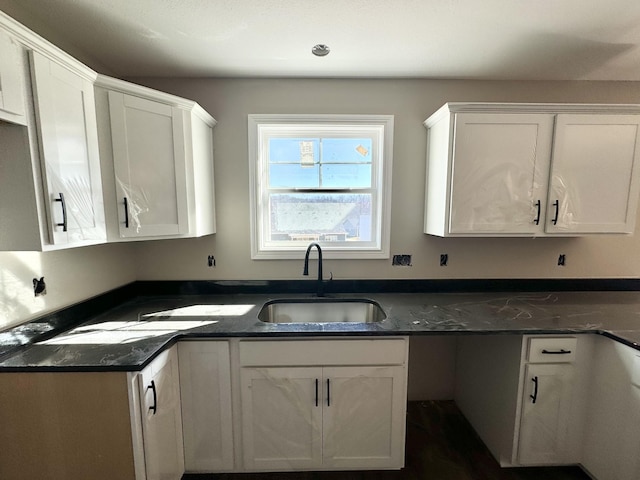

left=248, top=114, right=394, bottom=259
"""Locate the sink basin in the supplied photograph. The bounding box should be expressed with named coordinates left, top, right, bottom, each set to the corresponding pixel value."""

left=258, top=298, right=386, bottom=324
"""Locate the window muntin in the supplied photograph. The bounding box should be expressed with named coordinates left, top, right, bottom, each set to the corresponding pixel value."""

left=249, top=115, right=393, bottom=259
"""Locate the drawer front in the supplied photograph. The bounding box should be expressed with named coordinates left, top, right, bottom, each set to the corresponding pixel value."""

left=239, top=338, right=408, bottom=366
left=527, top=337, right=577, bottom=363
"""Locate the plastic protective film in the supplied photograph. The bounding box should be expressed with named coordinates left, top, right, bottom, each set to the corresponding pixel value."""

left=548, top=174, right=577, bottom=230
left=245, top=368, right=395, bottom=468
left=117, top=177, right=150, bottom=233
left=49, top=169, right=100, bottom=238
left=452, top=161, right=538, bottom=230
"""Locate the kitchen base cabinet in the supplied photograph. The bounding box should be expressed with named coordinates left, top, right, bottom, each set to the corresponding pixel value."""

left=238, top=338, right=408, bottom=472
left=454, top=335, right=592, bottom=468
left=517, top=363, right=575, bottom=465
left=138, top=346, right=184, bottom=480
left=241, top=366, right=323, bottom=470
left=582, top=336, right=640, bottom=480
left=178, top=341, right=234, bottom=472
left=0, top=345, right=184, bottom=480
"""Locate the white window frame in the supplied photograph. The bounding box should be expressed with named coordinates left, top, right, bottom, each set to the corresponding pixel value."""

left=248, top=114, right=394, bottom=260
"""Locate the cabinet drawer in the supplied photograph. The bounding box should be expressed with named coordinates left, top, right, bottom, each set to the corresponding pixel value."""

left=527, top=337, right=577, bottom=363
left=239, top=338, right=407, bottom=367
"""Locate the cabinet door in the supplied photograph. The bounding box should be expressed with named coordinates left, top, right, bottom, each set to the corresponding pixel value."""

left=0, top=28, right=26, bottom=123
left=547, top=114, right=640, bottom=234
left=178, top=342, right=233, bottom=472
left=449, top=113, right=553, bottom=234
left=517, top=363, right=574, bottom=465
left=240, top=367, right=323, bottom=471
left=30, top=51, right=105, bottom=245
left=322, top=366, right=406, bottom=470
left=108, top=91, right=188, bottom=238
left=139, top=347, right=184, bottom=480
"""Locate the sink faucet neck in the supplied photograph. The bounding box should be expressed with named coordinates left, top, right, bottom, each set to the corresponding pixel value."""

left=303, top=243, right=324, bottom=297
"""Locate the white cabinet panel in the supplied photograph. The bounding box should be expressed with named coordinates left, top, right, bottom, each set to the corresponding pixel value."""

left=240, top=367, right=323, bottom=471
left=322, top=366, right=406, bottom=469
left=517, top=363, right=574, bottom=465
left=109, top=91, right=188, bottom=238
left=178, top=342, right=233, bottom=472
left=0, top=27, right=26, bottom=124
left=138, top=347, right=184, bottom=480
left=30, top=50, right=105, bottom=246
left=583, top=337, right=640, bottom=480
left=448, top=113, right=553, bottom=234
left=548, top=114, right=640, bottom=233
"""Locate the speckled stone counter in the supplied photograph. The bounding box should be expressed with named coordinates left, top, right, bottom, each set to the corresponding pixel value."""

left=2, top=290, right=640, bottom=372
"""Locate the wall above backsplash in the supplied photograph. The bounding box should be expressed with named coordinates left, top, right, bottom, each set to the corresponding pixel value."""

left=127, top=77, right=640, bottom=282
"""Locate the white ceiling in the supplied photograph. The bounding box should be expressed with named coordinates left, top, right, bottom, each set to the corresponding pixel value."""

left=1, top=0, right=640, bottom=81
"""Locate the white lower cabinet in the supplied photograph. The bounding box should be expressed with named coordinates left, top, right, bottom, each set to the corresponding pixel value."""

left=455, top=335, right=590, bottom=468
left=178, top=341, right=234, bottom=472
left=241, top=366, right=323, bottom=470
left=517, top=363, right=575, bottom=464
left=137, top=346, right=184, bottom=480
left=582, top=336, right=640, bottom=480
left=239, top=338, right=409, bottom=472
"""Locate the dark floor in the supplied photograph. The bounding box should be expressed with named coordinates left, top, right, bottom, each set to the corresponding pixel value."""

left=183, top=400, right=591, bottom=480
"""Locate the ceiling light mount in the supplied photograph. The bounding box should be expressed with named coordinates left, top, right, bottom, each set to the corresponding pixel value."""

left=312, top=44, right=330, bottom=57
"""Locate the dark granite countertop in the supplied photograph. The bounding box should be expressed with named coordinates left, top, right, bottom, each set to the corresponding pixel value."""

left=1, top=290, right=640, bottom=372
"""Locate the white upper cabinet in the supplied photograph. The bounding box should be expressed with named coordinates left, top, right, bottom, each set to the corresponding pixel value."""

left=424, top=103, right=640, bottom=236
left=0, top=13, right=106, bottom=251
left=0, top=27, right=26, bottom=124
left=444, top=113, right=553, bottom=235
left=95, top=75, right=216, bottom=241
left=30, top=51, right=106, bottom=246
left=548, top=114, right=640, bottom=233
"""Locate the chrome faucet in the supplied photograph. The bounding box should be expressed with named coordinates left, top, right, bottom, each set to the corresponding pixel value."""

left=303, top=243, right=324, bottom=297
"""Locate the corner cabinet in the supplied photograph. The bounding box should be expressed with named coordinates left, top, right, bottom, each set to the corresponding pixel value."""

left=95, top=75, right=216, bottom=241
left=424, top=103, right=640, bottom=236
left=0, top=346, right=184, bottom=480
left=238, top=338, right=408, bottom=472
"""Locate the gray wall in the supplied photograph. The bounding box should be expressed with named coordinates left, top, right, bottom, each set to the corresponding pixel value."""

left=127, top=77, right=640, bottom=281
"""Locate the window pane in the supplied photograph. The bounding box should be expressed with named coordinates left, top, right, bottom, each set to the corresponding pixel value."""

left=269, top=193, right=373, bottom=242
left=321, top=164, right=371, bottom=188
left=269, top=164, right=319, bottom=188
left=322, top=138, right=373, bottom=163
left=269, top=138, right=319, bottom=163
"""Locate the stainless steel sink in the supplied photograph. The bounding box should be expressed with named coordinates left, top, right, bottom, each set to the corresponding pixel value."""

left=258, top=298, right=386, bottom=324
